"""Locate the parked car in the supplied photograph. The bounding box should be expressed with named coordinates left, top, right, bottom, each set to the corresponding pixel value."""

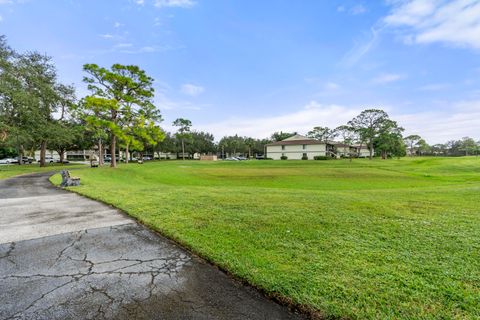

left=15, top=156, right=34, bottom=164
left=224, top=157, right=239, bottom=161
left=236, top=156, right=247, bottom=161
left=56, top=159, right=70, bottom=164
left=0, top=158, right=18, bottom=164
left=143, top=156, right=153, bottom=161
left=45, top=156, right=55, bottom=163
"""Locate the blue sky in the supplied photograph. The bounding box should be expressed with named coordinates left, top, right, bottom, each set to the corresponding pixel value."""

left=1, top=0, right=479, bottom=143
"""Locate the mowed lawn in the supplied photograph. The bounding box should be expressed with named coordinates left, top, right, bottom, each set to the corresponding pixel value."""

left=52, top=158, right=480, bottom=319
left=0, top=163, right=85, bottom=180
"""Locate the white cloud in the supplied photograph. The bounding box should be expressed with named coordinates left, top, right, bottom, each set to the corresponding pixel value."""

left=395, top=100, right=480, bottom=143
left=114, top=43, right=133, bottom=48
left=113, top=22, right=123, bottom=28
left=350, top=4, right=367, bottom=15
left=181, top=83, right=205, bottom=96
left=384, top=0, right=480, bottom=49
left=341, top=25, right=381, bottom=66
left=0, top=15, right=3, bottom=22
left=337, top=5, right=346, bottom=12
left=196, top=102, right=361, bottom=139
left=325, top=82, right=340, bottom=91
left=373, top=73, right=406, bottom=84
left=193, top=99, right=480, bottom=143
left=418, top=83, right=450, bottom=91
left=154, top=0, right=195, bottom=8
left=135, top=0, right=145, bottom=5
left=99, top=33, right=114, bottom=39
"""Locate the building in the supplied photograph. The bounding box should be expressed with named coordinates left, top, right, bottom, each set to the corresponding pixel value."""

left=265, top=135, right=334, bottom=160
left=265, top=134, right=371, bottom=160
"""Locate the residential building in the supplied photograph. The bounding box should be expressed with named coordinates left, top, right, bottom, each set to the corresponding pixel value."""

left=265, top=134, right=371, bottom=160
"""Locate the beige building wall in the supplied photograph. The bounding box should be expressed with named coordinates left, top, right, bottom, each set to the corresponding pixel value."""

left=266, top=144, right=327, bottom=160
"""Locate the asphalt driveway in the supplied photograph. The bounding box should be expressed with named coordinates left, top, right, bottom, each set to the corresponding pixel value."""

left=0, top=173, right=306, bottom=320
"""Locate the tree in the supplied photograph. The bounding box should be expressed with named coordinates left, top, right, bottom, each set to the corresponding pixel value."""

left=307, top=126, right=336, bottom=143
left=416, top=139, right=431, bottom=156
left=0, top=39, right=61, bottom=167
left=374, top=121, right=405, bottom=159
left=459, top=137, right=477, bottom=156
left=49, top=122, right=83, bottom=163
left=154, top=132, right=177, bottom=158
left=187, top=131, right=216, bottom=155
left=270, top=131, right=297, bottom=142
left=403, top=134, right=422, bottom=156
left=82, top=63, right=160, bottom=167
left=173, top=118, right=192, bottom=160
left=348, top=109, right=391, bottom=160
left=334, top=125, right=359, bottom=159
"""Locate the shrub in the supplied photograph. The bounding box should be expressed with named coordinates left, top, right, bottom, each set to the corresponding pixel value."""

left=314, top=156, right=328, bottom=160
left=280, top=155, right=288, bottom=160
left=301, top=155, right=308, bottom=160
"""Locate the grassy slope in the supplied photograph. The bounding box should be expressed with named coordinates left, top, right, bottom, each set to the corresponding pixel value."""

left=0, top=163, right=85, bottom=180
left=51, top=158, right=480, bottom=319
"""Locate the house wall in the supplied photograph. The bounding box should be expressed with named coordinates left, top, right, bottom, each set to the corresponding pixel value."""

left=266, top=144, right=327, bottom=160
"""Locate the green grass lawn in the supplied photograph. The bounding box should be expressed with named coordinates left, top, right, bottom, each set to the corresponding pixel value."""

left=50, top=157, right=480, bottom=319
left=0, top=163, right=86, bottom=180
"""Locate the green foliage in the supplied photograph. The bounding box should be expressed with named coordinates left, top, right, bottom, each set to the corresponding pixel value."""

left=301, top=154, right=308, bottom=160
left=307, top=126, right=335, bottom=142
left=81, top=63, right=164, bottom=166
left=270, top=131, right=296, bottom=142
left=280, top=155, right=288, bottom=160
left=348, top=109, right=394, bottom=159
left=313, top=155, right=329, bottom=160
left=0, top=36, right=76, bottom=166
left=173, top=118, right=192, bottom=160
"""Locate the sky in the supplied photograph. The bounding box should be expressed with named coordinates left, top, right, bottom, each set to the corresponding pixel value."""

left=1, top=0, right=479, bottom=143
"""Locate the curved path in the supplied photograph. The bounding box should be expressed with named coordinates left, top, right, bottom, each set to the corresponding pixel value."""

left=0, top=173, right=306, bottom=320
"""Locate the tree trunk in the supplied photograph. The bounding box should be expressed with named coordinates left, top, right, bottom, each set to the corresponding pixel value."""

left=181, top=139, right=185, bottom=160
left=369, top=140, right=373, bottom=160
left=110, top=134, right=116, bottom=168
left=125, top=144, right=129, bottom=164
left=39, top=141, right=47, bottom=167
left=18, top=145, right=24, bottom=165
left=98, top=139, right=104, bottom=166
left=59, top=150, right=65, bottom=164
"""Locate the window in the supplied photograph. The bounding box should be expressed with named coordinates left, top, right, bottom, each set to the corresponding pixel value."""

left=281, top=145, right=285, bottom=150
left=303, top=153, right=307, bottom=157
left=302, top=144, right=306, bottom=150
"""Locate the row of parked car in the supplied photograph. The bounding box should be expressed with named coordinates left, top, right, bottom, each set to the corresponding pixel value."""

left=223, top=156, right=248, bottom=161
left=0, top=156, right=69, bottom=164
left=103, top=156, right=154, bottom=162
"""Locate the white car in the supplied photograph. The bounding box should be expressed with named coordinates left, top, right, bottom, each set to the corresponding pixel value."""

left=0, top=158, right=19, bottom=164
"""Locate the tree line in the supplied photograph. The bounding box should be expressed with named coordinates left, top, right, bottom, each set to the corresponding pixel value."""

left=1, top=36, right=478, bottom=164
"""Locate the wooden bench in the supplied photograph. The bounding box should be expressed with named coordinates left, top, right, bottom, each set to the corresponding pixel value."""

left=60, top=170, right=80, bottom=187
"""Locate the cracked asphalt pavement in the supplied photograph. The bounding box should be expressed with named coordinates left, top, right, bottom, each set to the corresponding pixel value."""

left=0, top=173, right=307, bottom=320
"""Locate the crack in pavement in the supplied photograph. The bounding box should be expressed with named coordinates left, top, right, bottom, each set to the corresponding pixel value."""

left=0, top=173, right=306, bottom=320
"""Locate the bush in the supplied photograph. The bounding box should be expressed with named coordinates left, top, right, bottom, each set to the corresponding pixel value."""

left=314, top=156, right=329, bottom=160
left=301, top=155, right=308, bottom=160
left=280, top=155, right=288, bottom=160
